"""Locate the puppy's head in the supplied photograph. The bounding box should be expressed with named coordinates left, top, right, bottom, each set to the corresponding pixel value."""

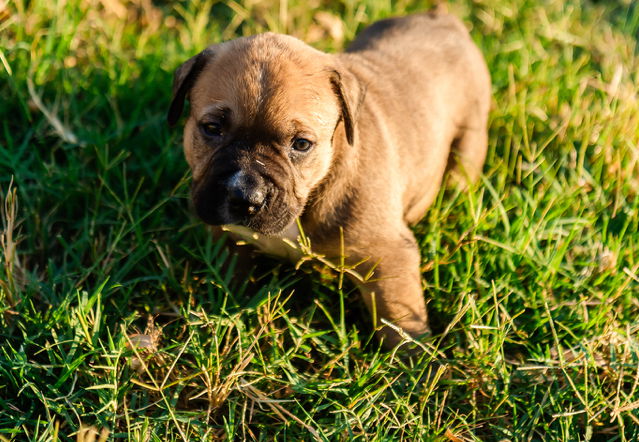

left=168, top=33, right=357, bottom=235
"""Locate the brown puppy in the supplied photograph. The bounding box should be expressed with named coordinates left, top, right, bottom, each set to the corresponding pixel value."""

left=168, top=10, right=491, bottom=348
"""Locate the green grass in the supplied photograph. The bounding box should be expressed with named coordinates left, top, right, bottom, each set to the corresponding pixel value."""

left=1, top=0, right=639, bottom=439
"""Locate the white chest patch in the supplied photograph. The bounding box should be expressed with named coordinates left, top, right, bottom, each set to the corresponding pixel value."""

left=221, top=222, right=303, bottom=262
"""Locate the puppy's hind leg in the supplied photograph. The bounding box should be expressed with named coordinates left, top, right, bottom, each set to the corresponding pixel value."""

left=446, top=125, right=488, bottom=188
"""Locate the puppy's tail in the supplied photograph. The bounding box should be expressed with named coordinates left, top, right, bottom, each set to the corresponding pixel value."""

left=430, top=2, right=448, bottom=15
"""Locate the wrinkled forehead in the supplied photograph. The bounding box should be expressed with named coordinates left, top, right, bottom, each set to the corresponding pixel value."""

left=190, top=43, right=338, bottom=131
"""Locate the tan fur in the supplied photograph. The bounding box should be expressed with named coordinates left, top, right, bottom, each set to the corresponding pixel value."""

left=170, top=11, right=491, bottom=348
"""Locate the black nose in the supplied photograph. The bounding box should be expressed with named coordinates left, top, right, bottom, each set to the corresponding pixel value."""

left=225, top=172, right=266, bottom=217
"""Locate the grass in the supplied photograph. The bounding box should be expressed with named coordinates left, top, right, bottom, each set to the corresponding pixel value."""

left=1, top=0, right=639, bottom=439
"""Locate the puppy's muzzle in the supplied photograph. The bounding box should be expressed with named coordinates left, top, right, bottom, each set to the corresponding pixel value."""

left=224, top=171, right=267, bottom=219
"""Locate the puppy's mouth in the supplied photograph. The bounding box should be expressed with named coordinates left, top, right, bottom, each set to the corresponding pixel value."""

left=192, top=172, right=301, bottom=236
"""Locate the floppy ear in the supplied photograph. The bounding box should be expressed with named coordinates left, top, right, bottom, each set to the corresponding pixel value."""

left=329, top=67, right=364, bottom=145
left=167, top=47, right=215, bottom=127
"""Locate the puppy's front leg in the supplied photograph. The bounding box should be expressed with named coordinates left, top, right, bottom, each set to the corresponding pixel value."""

left=349, top=230, right=430, bottom=348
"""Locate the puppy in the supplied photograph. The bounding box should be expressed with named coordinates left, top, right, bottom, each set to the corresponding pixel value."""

left=168, top=10, right=491, bottom=348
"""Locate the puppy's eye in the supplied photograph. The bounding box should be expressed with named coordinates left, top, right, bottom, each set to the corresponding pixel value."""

left=292, top=138, right=313, bottom=152
left=200, top=122, right=223, bottom=138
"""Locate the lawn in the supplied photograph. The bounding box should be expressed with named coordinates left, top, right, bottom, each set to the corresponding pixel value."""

left=1, top=0, right=639, bottom=439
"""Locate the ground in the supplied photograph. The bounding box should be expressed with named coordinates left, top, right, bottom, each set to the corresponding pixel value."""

left=1, top=0, right=639, bottom=440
